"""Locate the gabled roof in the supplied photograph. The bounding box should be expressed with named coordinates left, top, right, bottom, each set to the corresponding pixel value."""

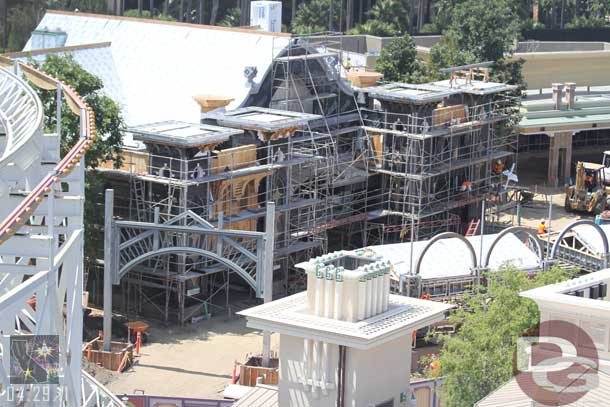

left=24, top=11, right=290, bottom=129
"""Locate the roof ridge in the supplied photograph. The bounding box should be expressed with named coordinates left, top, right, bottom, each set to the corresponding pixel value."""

left=45, top=10, right=292, bottom=38
left=4, top=42, right=112, bottom=58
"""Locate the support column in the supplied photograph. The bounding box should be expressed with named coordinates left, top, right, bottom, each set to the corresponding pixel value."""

left=103, top=189, right=114, bottom=352
left=547, top=132, right=573, bottom=187
left=262, top=202, right=275, bottom=367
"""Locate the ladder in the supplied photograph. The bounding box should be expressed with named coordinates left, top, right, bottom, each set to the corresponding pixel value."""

left=132, top=178, right=148, bottom=222
left=465, top=219, right=480, bottom=237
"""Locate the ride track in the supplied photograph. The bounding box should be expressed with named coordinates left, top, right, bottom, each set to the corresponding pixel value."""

left=0, top=56, right=124, bottom=406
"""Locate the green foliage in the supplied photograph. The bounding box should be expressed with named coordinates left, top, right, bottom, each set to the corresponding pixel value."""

left=348, top=19, right=399, bottom=36
left=490, top=59, right=527, bottom=91
left=428, top=0, right=526, bottom=90
left=218, top=7, right=241, bottom=27
left=367, top=0, right=411, bottom=34
left=34, top=54, right=124, bottom=169
left=292, top=0, right=340, bottom=34
left=123, top=9, right=153, bottom=18
left=565, top=16, right=609, bottom=28
left=32, top=54, right=124, bottom=264
left=375, top=34, right=429, bottom=83
left=123, top=9, right=176, bottom=21
left=445, top=0, right=520, bottom=63
left=48, top=0, right=107, bottom=13
left=432, top=266, right=575, bottom=407
left=5, top=1, right=38, bottom=51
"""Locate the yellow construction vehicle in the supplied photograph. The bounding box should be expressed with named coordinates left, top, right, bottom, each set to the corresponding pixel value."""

left=565, top=162, right=610, bottom=214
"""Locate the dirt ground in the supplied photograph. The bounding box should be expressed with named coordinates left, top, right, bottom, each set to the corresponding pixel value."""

left=97, top=313, right=279, bottom=399
left=500, top=148, right=605, bottom=231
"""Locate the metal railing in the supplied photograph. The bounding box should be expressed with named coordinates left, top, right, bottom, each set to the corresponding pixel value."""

left=0, top=64, right=43, bottom=163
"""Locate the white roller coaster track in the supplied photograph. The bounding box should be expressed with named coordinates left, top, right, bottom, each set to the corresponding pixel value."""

left=0, top=58, right=124, bottom=406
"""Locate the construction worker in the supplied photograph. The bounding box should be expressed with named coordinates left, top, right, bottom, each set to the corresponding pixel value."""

left=461, top=180, right=473, bottom=192
left=342, top=57, right=352, bottom=72
left=538, top=219, right=547, bottom=234
left=493, top=159, right=505, bottom=175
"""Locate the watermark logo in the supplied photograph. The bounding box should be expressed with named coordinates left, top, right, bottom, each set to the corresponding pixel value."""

left=514, top=320, right=599, bottom=405
left=9, top=335, right=60, bottom=385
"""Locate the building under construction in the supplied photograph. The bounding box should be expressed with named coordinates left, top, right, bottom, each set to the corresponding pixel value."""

left=47, top=34, right=511, bottom=323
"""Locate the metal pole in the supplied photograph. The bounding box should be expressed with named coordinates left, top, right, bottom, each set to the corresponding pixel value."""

left=103, top=189, right=114, bottom=352
left=546, top=197, right=552, bottom=265
left=262, top=202, right=275, bottom=367
left=479, top=200, right=485, bottom=266
left=56, top=83, right=62, bottom=138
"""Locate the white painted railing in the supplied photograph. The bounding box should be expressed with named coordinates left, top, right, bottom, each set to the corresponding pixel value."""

left=0, top=58, right=124, bottom=407
left=0, top=65, right=43, bottom=163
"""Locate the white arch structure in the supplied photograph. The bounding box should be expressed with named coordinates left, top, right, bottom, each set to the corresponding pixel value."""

left=0, top=58, right=124, bottom=406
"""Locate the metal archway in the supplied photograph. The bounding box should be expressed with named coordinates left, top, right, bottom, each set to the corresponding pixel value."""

left=483, top=226, right=544, bottom=268
left=550, top=219, right=609, bottom=267
left=119, top=246, right=257, bottom=289
left=414, top=232, right=478, bottom=276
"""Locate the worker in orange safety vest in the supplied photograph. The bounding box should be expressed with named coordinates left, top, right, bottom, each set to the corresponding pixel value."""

left=538, top=219, right=547, bottom=234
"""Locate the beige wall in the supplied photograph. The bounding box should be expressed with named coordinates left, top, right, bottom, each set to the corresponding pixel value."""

left=278, top=333, right=413, bottom=407
left=512, top=52, right=610, bottom=89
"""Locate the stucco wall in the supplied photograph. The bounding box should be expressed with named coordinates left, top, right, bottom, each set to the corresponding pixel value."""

left=278, top=333, right=413, bottom=407
left=512, top=52, right=610, bottom=89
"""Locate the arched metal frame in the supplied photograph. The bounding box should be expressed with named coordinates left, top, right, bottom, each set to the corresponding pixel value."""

left=483, top=226, right=544, bottom=268
left=119, top=246, right=257, bottom=289
left=550, top=219, right=609, bottom=267
left=414, top=231, right=477, bottom=276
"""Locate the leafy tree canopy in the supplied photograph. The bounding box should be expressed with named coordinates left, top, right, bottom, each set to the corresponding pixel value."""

left=375, top=33, right=429, bottom=83
left=34, top=54, right=124, bottom=169
left=218, top=7, right=241, bottom=27
left=292, top=0, right=340, bottom=34
left=431, top=266, right=575, bottom=407
left=33, top=54, right=124, bottom=263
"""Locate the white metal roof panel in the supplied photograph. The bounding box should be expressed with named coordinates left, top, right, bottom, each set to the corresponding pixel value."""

left=233, top=385, right=278, bottom=407
left=25, top=11, right=290, bottom=128
left=367, top=233, right=540, bottom=279
left=476, top=370, right=610, bottom=406
left=572, top=224, right=610, bottom=253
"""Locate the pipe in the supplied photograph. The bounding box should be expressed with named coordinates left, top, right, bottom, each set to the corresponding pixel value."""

left=338, top=345, right=347, bottom=407
left=383, top=262, right=390, bottom=312
left=357, top=275, right=366, bottom=320
left=366, top=270, right=373, bottom=318
left=324, top=267, right=335, bottom=319
left=315, top=267, right=325, bottom=317
left=371, top=269, right=379, bottom=317
left=333, top=267, right=343, bottom=320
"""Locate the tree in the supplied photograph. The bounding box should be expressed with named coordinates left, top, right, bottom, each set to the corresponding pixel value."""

left=33, top=54, right=124, bottom=263
left=218, top=7, right=240, bottom=27
left=375, top=33, right=429, bottom=83
left=348, top=19, right=399, bottom=36
left=292, top=0, right=340, bottom=34
left=427, top=0, right=526, bottom=90
left=431, top=266, right=575, bottom=407
left=444, top=0, right=520, bottom=63
left=367, top=0, right=411, bottom=34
